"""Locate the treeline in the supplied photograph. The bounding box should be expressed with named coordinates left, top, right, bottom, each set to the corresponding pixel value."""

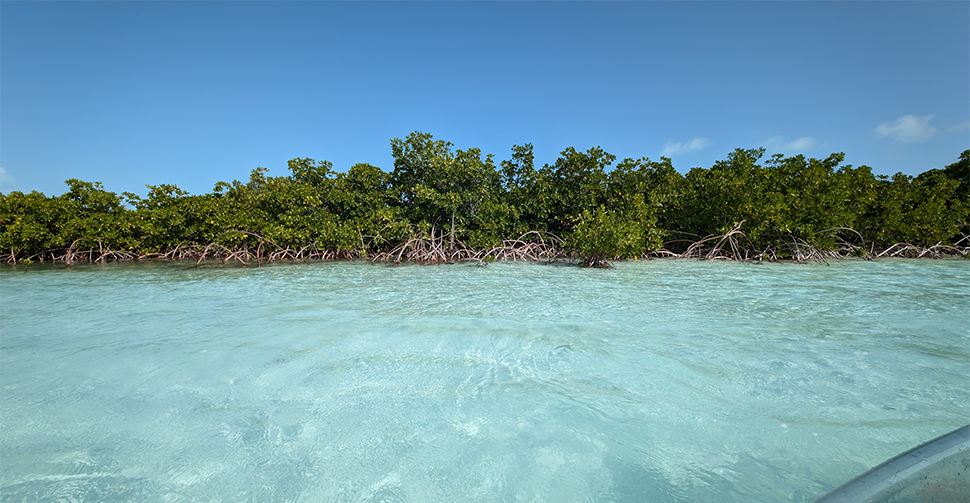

left=1, top=132, right=968, bottom=267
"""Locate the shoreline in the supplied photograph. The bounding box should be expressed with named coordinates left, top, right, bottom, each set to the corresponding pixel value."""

left=5, top=230, right=967, bottom=269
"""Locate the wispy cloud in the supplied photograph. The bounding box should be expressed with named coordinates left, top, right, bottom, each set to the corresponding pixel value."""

left=660, top=137, right=712, bottom=157
left=763, top=136, right=817, bottom=153
left=945, top=121, right=970, bottom=133
left=0, top=167, right=15, bottom=192
left=875, top=114, right=936, bottom=143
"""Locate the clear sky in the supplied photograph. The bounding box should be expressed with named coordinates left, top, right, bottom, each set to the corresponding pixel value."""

left=2, top=1, right=968, bottom=197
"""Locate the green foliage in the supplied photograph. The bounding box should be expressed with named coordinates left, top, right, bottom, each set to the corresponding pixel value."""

left=288, top=158, right=335, bottom=187
left=1, top=135, right=966, bottom=264
left=860, top=168, right=968, bottom=246
left=944, top=150, right=969, bottom=197
left=672, top=150, right=916, bottom=251
left=943, top=150, right=970, bottom=238
left=390, top=131, right=507, bottom=248
left=569, top=204, right=656, bottom=265
left=540, top=146, right=615, bottom=235
left=0, top=190, right=67, bottom=258
left=337, top=163, right=409, bottom=252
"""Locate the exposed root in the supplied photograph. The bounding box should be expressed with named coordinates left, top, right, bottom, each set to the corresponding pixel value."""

left=477, top=231, right=567, bottom=265
left=0, top=230, right=359, bottom=268
left=876, top=241, right=969, bottom=259
left=370, top=228, right=568, bottom=266
left=370, top=226, right=477, bottom=265
left=648, top=224, right=968, bottom=263
left=2, top=226, right=966, bottom=268
left=673, top=221, right=751, bottom=261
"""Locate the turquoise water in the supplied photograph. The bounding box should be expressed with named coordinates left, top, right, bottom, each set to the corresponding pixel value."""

left=1, top=259, right=967, bottom=502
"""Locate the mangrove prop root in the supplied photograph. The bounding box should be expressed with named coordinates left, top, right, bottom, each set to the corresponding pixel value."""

left=3, top=226, right=967, bottom=267
left=370, top=229, right=567, bottom=266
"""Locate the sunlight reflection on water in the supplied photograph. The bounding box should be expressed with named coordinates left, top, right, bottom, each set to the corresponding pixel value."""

left=1, top=259, right=967, bottom=502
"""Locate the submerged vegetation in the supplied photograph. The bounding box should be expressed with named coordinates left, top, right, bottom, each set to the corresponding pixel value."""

left=2, top=133, right=968, bottom=267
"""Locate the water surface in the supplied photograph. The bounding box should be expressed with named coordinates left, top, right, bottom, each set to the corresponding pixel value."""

left=1, top=259, right=967, bottom=502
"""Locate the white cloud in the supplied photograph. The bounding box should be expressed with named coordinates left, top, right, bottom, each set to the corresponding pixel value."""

left=0, top=167, right=15, bottom=192
left=945, top=121, right=970, bottom=133
left=763, top=136, right=817, bottom=153
left=875, top=114, right=936, bottom=143
left=660, top=137, right=712, bottom=156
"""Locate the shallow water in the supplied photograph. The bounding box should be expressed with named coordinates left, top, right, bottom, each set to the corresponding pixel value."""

left=1, top=259, right=967, bottom=502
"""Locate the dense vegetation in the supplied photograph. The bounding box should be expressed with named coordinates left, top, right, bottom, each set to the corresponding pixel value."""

left=2, top=132, right=967, bottom=267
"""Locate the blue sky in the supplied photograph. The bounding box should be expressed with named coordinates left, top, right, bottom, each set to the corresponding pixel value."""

left=2, top=1, right=968, bottom=197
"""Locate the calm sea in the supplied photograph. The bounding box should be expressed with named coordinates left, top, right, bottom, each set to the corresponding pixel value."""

left=1, top=259, right=967, bottom=502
